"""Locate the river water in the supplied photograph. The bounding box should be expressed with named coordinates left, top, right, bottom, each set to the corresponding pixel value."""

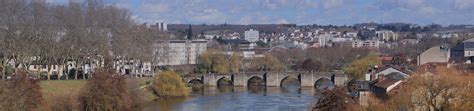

left=143, top=80, right=334, bottom=111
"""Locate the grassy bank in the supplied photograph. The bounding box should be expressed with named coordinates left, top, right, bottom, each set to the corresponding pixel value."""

left=40, top=80, right=87, bottom=100
left=40, top=78, right=156, bottom=103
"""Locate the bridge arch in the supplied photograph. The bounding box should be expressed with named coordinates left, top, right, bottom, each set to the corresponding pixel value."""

left=188, top=79, right=204, bottom=84
left=279, top=75, right=301, bottom=87
left=247, top=75, right=265, bottom=86
left=314, top=77, right=335, bottom=90
left=184, top=75, right=204, bottom=85
left=216, top=77, right=233, bottom=86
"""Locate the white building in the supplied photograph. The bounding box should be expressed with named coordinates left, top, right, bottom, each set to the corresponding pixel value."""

left=376, top=30, right=398, bottom=41
left=318, top=34, right=333, bottom=47
left=345, top=32, right=358, bottom=38
left=153, top=22, right=168, bottom=31
left=417, top=46, right=450, bottom=65
left=154, top=40, right=207, bottom=66
left=352, top=40, right=380, bottom=48
left=244, top=29, right=259, bottom=42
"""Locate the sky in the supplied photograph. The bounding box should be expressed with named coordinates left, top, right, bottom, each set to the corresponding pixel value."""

left=47, top=0, right=474, bottom=25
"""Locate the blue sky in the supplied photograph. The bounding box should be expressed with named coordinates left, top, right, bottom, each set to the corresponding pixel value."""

left=48, top=0, right=474, bottom=25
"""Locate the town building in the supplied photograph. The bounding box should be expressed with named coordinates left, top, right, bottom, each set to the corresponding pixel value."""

left=219, top=39, right=262, bottom=59
left=244, top=29, right=259, bottom=42
left=150, top=22, right=167, bottom=31
left=417, top=46, right=450, bottom=65
left=450, top=38, right=474, bottom=63
left=376, top=30, right=398, bottom=42
left=318, top=33, right=333, bottom=47
left=352, top=40, right=380, bottom=48
left=154, top=40, right=208, bottom=66
left=365, top=66, right=410, bottom=100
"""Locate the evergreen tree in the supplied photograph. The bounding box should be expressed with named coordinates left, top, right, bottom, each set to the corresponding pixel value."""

left=187, top=25, right=193, bottom=40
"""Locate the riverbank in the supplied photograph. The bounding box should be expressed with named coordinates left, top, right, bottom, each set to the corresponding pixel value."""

left=40, top=78, right=157, bottom=107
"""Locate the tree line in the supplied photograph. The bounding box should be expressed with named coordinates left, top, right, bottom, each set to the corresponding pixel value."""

left=0, top=0, right=165, bottom=80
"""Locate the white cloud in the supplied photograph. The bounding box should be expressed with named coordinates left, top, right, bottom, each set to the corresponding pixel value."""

left=140, top=3, right=169, bottom=13
left=190, top=9, right=227, bottom=23
left=420, top=6, right=437, bottom=15
left=454, top=0, right=474, bottom=10
left=275, top=19, right=289, bottom=24
left=322, top=0, right=343, bottom=9
left=238, top=16, right=253, bottom=25
left=301, top=0, right=318, bottom=8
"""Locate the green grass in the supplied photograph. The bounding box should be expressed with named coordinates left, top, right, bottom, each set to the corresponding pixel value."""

left=40, top=80, right=87, bottom=100
left=40, top=78, right=155, bottom=101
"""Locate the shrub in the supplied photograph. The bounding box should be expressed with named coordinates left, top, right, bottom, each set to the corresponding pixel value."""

left=312, top=87, right=356, bottom=111
left=80, top=69, right=132, bottom=111
left=49, top=94, right=80, bottom=111
left=0, top=71, right=44, bottom=111
left=152, top=71, right=190, bottom=98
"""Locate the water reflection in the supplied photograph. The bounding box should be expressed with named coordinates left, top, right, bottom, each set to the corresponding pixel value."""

left=143, top=97, right=188, bottom=111
left=144, top=81, right=334, bottom=111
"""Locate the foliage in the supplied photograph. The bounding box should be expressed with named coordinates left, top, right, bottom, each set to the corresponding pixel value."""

left=312, top=87, right=356, bottom=111
left=196, top=49, right=241, bottom=73
left=272, top=47, right=370, bottom=71
left=152, top=71, right=190, bottom=98
left=295, top=59, right=322, bottom=71
left=256, top=40, right=269, bottom=47
left=81, top=69, right=134, bottom=111
left=229, top=53, right=241, bottom=73
left=39, top=78, right=151, bottom=111
left=343, top=53, right=381, bottom=79
left=0, top=71, right=44, bottom=111
left=359, top=67, right=474, bottom=111
left=249, top=53, right=285, bottom=71
left=0, top=0, right=163, bottom=78
left=401, top=67, right=474, bottom=110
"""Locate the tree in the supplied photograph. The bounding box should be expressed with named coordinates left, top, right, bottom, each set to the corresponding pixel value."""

left=229, top=53, right=241, bottom=73
left=81, top=69, right=132, bottom=111
left=0, top=71, right=44, bottom=111
left=312, top=87, right=356, bottom=111
left=296, top=59, right=322, bottom=72
left=359, top=67, right=474, bottom=111
left=196, top=49, right=226, bottom=73
left=249, top=53, right=285, bottom=71
left=196, top=49, right=241, bottom=73
left=256, top=40, right=269, bottom=47
left=343, top=53, right=380, bottom=79
left=402, top=67, right=474, bottom=110
left=151, top=71, right=190, bottom=98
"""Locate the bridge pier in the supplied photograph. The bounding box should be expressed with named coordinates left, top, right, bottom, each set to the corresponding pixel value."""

left=203, top=74, right=215, bottom=86
left=233, top=72, right=247, bottom=87
left=300, top=72, right=314, bottom=87
left=266, top=72, right=280, bottom=87
left=334, top=74, right=350, bottom=86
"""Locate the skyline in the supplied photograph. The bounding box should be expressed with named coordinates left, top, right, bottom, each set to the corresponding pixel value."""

left=48, top=0, right=474, bottom=25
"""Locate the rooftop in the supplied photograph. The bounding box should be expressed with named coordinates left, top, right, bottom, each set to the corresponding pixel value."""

left=374, top=78, right=400, bottom=89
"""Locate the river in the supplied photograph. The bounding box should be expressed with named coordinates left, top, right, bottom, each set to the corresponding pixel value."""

left=143, top=79, right=334, bottom=111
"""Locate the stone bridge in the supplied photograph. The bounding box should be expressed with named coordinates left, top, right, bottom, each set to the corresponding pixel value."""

left=183, top=71, right=351, bottom=87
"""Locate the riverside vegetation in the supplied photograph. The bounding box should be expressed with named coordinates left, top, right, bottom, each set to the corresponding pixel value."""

left=0, top=69, right=190, bottom=111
